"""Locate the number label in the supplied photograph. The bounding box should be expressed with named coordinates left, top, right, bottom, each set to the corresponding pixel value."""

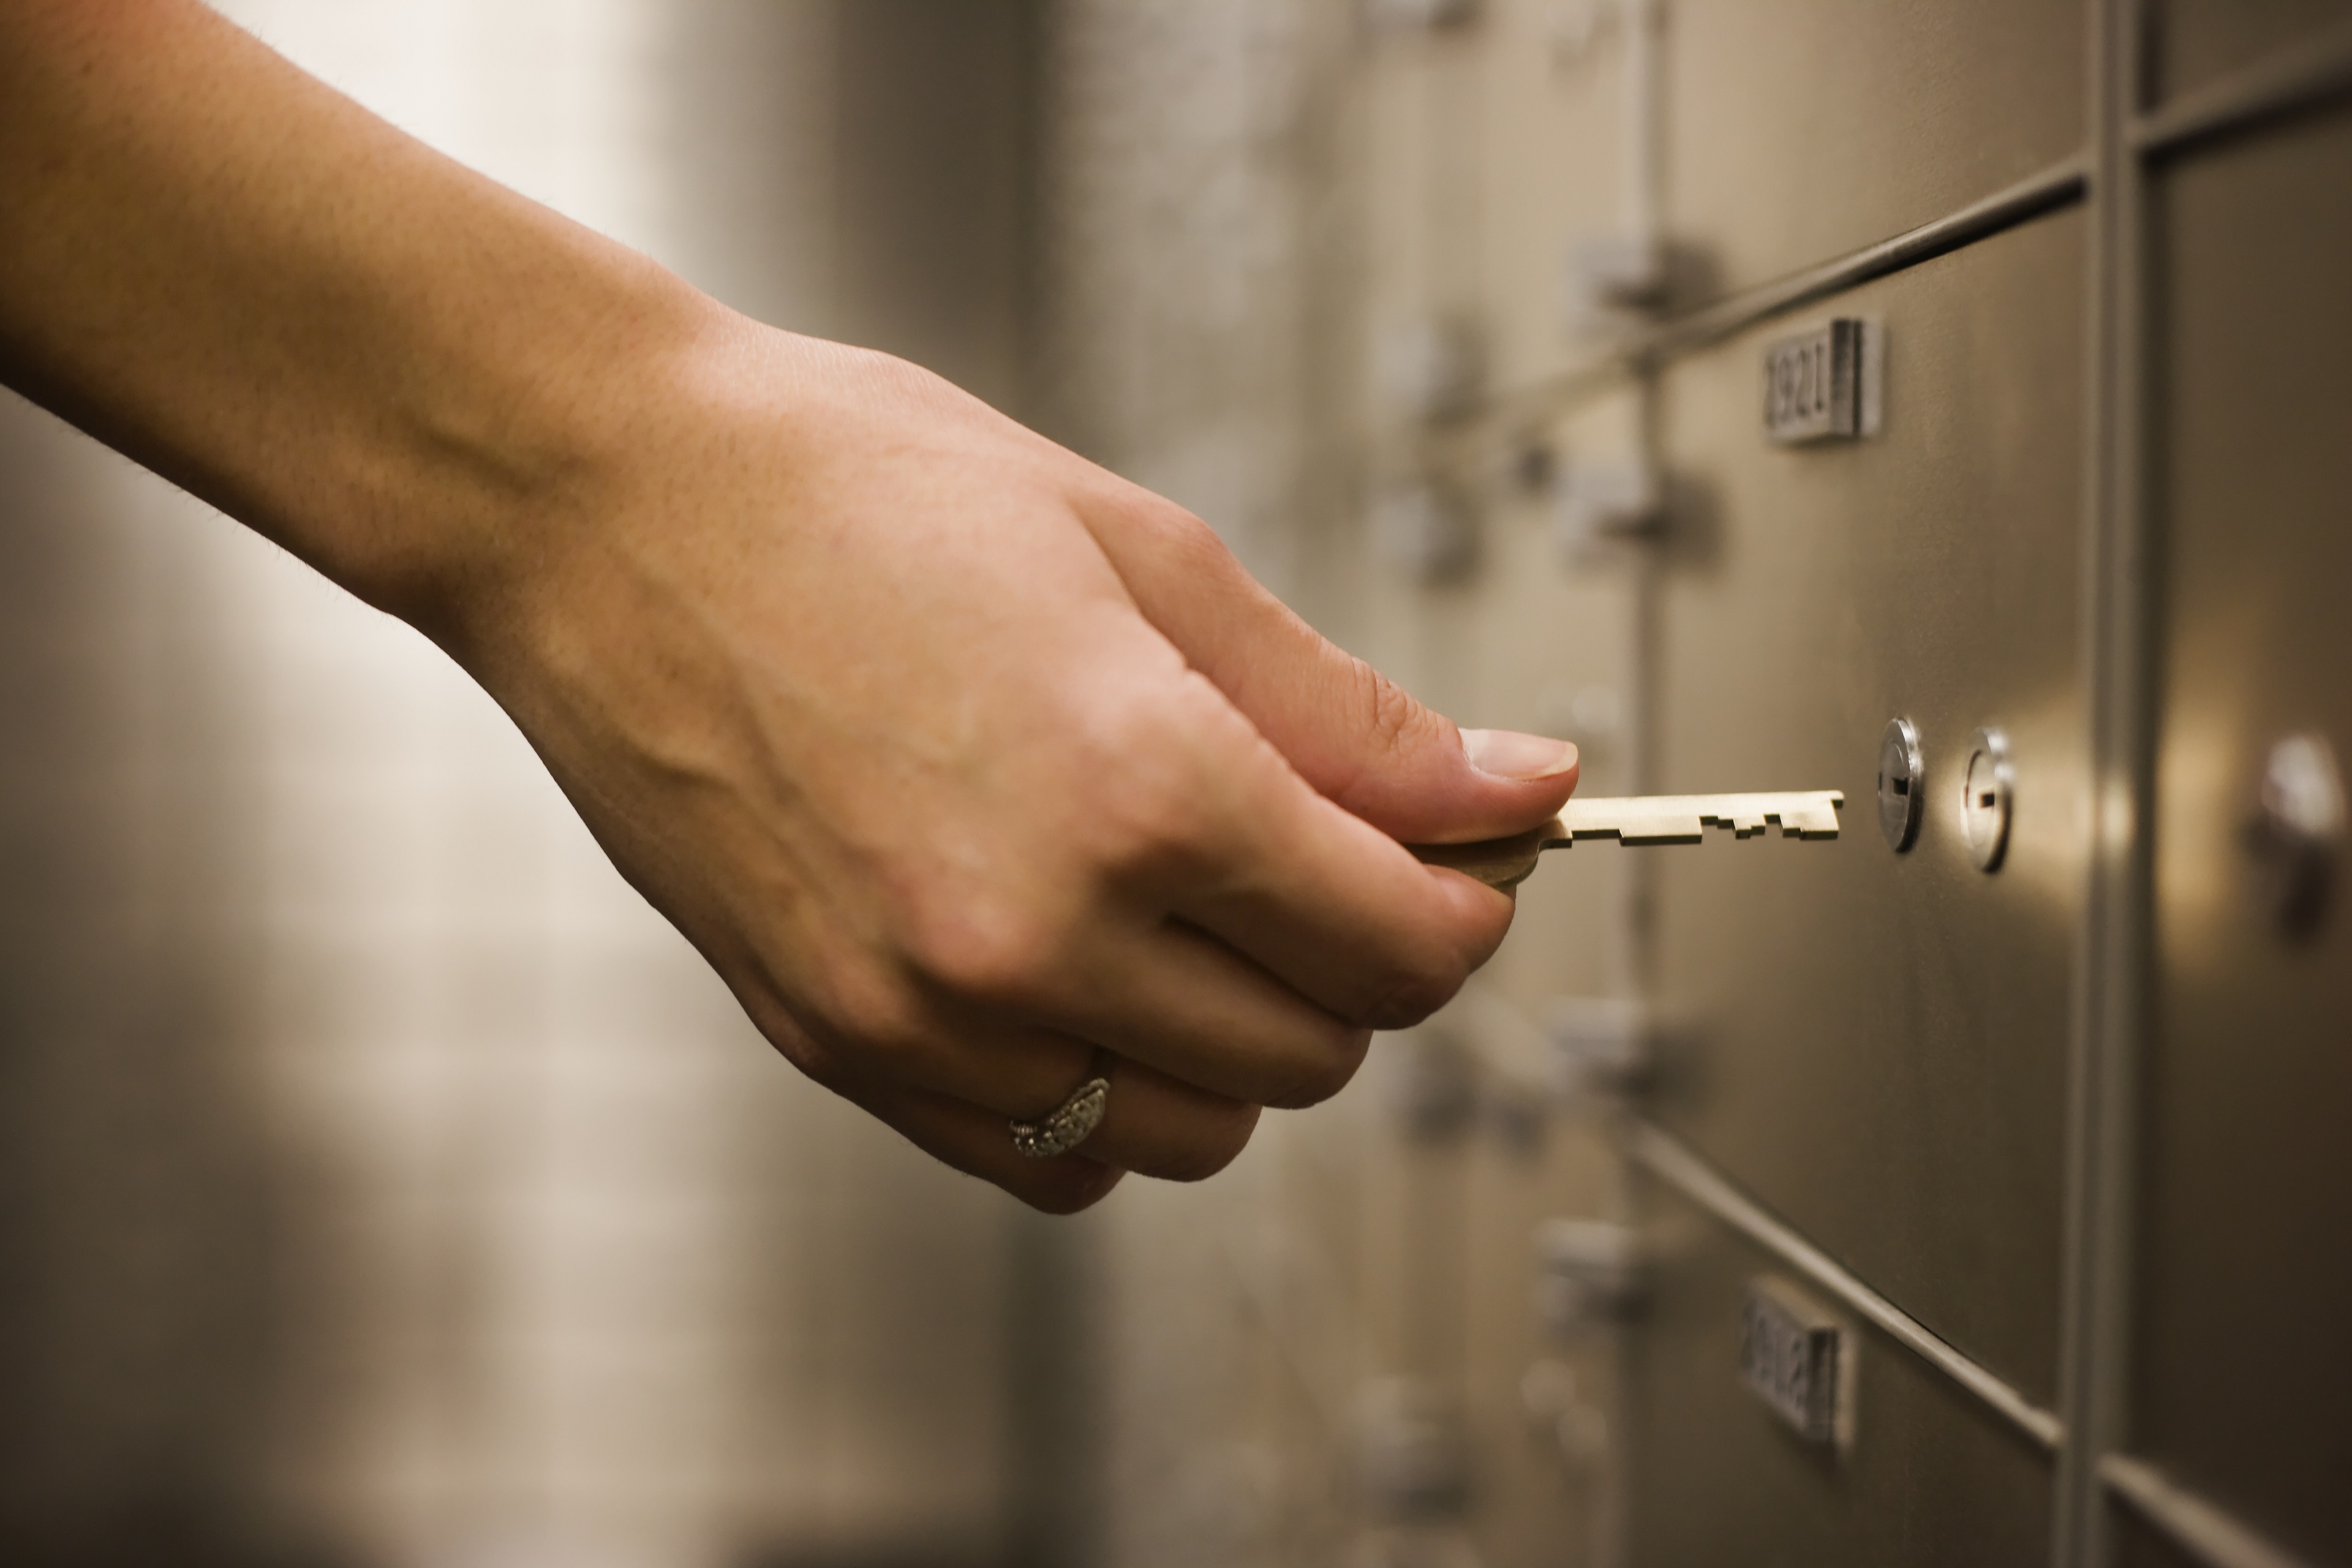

left=1740, top=1276, right=1850, bottom=1445
left=1763, top=318, right=1872, bottom=444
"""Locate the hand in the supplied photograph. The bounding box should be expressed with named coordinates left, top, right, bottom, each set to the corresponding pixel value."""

left=459, top=323, right=1578, bottom=1211
left=0, top=0, right=1577, bottom=1212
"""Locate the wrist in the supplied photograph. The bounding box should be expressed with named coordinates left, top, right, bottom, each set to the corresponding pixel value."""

left=347, top=247, right=733, bottom=659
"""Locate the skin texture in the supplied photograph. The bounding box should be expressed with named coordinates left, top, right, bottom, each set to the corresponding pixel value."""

left=0, top=0, right=1578, bottom=1211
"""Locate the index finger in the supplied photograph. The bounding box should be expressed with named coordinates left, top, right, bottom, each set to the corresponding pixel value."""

left=1142, top=689, right=1523, bottom=1030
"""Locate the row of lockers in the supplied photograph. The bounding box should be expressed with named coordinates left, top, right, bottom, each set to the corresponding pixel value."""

left=1286, top=4, right=2352, bottom=1567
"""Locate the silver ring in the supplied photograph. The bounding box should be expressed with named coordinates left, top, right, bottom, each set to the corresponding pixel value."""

left=1009, top=1050, right=1112, bottom=1158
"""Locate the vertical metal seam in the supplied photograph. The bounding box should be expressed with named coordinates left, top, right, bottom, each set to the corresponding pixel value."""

left=2054, top=0, right=2153, bottom=1564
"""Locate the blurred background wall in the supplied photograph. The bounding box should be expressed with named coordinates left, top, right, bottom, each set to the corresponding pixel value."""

left=1, top=6, right=1055, bottom=1567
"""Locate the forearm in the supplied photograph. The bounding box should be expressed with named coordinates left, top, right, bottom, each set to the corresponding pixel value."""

left=0, top=0, right=717, bottom=638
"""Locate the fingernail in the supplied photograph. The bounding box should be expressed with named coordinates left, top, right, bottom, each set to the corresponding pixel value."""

left=1463, top=728, right=1578, bottom=782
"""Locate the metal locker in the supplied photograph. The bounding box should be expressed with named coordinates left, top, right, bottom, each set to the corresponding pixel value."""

left=1659, top=0, right=2082, bottom=304
left=1045, top=5, right=2352, bottom=1564
left=1623, top=1169, right=2054, bottom=1566
left=2130, top=102, right=2352, bottom=1567
left=1643, top=208, right=2088, bottom=1405
left=2113, top=1507, right=2225, bottom=1568
left=2147, top=0, right=2352, bottom=103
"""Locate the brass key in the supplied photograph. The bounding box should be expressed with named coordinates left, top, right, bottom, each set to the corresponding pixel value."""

left=1412, top=790, right=1844, bottom=889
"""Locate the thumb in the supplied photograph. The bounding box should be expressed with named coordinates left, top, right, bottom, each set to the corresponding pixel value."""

left=1082, top=492, right=1578, bottom=843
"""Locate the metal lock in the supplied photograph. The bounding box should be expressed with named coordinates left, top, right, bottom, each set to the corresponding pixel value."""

left=1364, top=0, right=1480, bottom=32
left=1545, top=996, right=1653, bottom=1100
left=1372, top=480, right=1478, bottom=581
left=2244, top=733, right=2344, bottom=936
left=1354, top=1378, right=1471, bottom=1521
left=1569, top=233, right=1668, bottom=315
left=1386, top=1027, right=1478, bottom=1142
left=1520, top=1359, right=1608, bottom=1470
left=1376, top=315, right=1484, bottom=424
left=1961, top=727, right=2014, bottom=873
left=1552, top=458, right=1662, bottom=555
left=1534, top=1218, right=1647, bottom=1332
left=1876, top=717, right=1924, bottom=852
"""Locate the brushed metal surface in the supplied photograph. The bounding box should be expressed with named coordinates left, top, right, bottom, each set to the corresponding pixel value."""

left=1645, top=211, right=2088, bottom=1405
left=2103, top=1456, right=2324, bottom=1568
left=2135, top=105, right=2352, bottom=1567
left=2114, top=1504, right=2222, bottom=1568
left=2150, top=0, right=2352, bottom=103
left=1659, top=0, right=2082, bottom=306
left=1623, top=1170, right=2054, bottom=1567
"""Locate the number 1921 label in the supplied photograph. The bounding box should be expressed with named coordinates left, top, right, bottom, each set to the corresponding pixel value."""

left=1762, top=318, right=1873, bottom=444
left=1740, top=1276, right=1851, bottom=1446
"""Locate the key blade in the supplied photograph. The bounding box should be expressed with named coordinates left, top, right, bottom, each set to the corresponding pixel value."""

left=1565, top=791, right=1846, bottom=844
left=1411, top=790, right=1844, bottom=889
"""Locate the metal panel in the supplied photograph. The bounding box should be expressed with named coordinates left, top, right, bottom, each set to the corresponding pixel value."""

left=1660, top=0, right=2082, bottom=305
left=2113, top=1504, right=2213, bottom=1568
left=1623, top=1169, right=2055, bottom=1567
left=2135, top=105, right=2352, bottom=1567
left=1643, top=210, right=2087, bottom=1403
left=2150, top=0, right=2352, bottom=104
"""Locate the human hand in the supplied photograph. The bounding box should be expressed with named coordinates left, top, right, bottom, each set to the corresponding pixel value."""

left=459, top=323, right=1577, bottom=1211
left=0, top=0, right=1574, bottom=1210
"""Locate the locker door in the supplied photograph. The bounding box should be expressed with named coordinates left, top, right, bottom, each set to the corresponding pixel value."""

left=1661, top=0, right=2081, bottom=303
left=1644, top=209, right=2087, bottom=1405
left=2133, top=102, right=2352, bottom=1567
left=1623, top=1170, right=2054, bottom=1567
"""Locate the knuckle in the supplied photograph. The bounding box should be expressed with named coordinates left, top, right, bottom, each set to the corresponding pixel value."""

left=1359, top=956, right=1471, bottom=1031
left=1093, top=483, right=1228, bottom=558
left=1155, top=1102, right=1262, bottom=1183
left=1154, top=509, right=1235, bottom=572
left=1355, top=662, right=1432, bottom=763
left=1014, top=1159, right=1124, bottom=1215
left=738, top=988, right=834, bottom=1079
left=820, top=965, right=935, bottom=1071
left=1070, top=688, right=1227, bottom=876
left=1262, top=1028, right=1374, bottom=1111
left=900, top=888, right=1074, bottom=1011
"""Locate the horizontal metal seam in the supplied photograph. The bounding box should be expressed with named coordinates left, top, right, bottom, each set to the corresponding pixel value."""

left=1449, top=154, right=2090, bottom=433
left=2099, top=1454, right=2318, bottom=1568
left=2131, top=20, right=2352, bottom=159
left=1635, top=157, right=2091, bottom=360
left=1629, top=1121, right=2067, bottom=1450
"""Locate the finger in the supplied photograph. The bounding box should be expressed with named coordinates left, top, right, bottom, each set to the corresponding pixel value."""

left=1178, top=778, right=1521, bottom=1028
left=1049, top=916, right=1376, bottom=1109
left=1102, top=684, right=1521, bottom=1029
left=829, top=1070, right=1127, bottom=1215
left=839, top=1007, right=1268, bottom=1183
left=1082, top=1056, right=1262, bottom=1183
left=1077, top=483, right=1578, bottom=842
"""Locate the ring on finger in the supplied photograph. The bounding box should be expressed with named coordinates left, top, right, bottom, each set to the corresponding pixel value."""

left=1009, top=1047, right=1114, bottom=1158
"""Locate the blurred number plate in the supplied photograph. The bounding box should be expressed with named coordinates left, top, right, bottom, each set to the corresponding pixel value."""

left=1763, top=318, right=1866, bottom=443
left=1740, top=1276, right=1847, bottom=1444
